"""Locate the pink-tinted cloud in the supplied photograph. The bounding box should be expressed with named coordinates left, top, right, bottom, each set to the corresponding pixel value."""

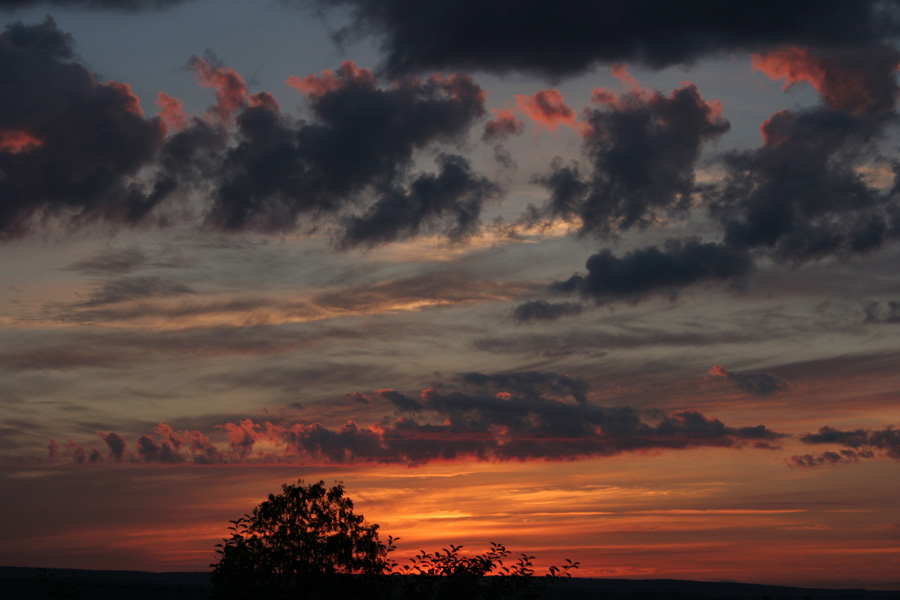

left=758, top=109, right=794, bottom=146
left=514, top=89, right=578, bottom=132
left=482, top=108, right=525, bottom=141
left=248, top=91, right=279, bottom=112
left=286, top=60, right=376, bottom=98
left=0, top=129, right=43, bottom=154
left=156, top=91, right=188, bottom=133
left=189, top=56, right=248, bottom=124
left=107, top=80, right=144, bottom=116
left=590, top=65, right=723, bottom=121
left=98, top=431, right=127, bottom=462
left=752, top=44, right=900, bottom=115
left=51, top=373, right=783, bottom=466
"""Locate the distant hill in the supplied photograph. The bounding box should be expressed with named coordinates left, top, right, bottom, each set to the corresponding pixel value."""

left=2, top=566, right=898, bottom=600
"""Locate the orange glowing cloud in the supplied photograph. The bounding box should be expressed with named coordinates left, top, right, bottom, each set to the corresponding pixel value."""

left=107, top=80, right=145, bottom=116
left=286, top=60, right=376, bottom=98
left=249, top=91, right=280, bottom=112
left=483, top=108, right=525, bottom=140
left=189, top=57, right=248, bottom=124
left=752, top=46, right=900, bottom=114
left=0, top=129, right=43, bottom=154
left=759, top=109, right=795, bottom=146
left=156, top=91, right=188, bottom=133
left=514, top=89, right=578, bottom=132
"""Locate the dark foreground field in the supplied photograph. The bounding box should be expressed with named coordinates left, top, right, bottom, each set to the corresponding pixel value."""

left=1, top=566, right=897, bottom=600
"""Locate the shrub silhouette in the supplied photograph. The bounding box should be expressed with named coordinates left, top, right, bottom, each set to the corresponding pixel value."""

left=211, top=479, right=579, bottom=599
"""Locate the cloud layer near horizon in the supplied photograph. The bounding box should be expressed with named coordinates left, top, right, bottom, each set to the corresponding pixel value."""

left=52, top=371, right=785, bottom=466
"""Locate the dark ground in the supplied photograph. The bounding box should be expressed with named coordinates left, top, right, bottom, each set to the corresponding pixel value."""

left=1, top=566, right=898, bottom=600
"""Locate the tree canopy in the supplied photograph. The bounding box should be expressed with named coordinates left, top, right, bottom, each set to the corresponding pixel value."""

left=211, top=479, right=578, bottom=599
left=210, top=480, right=388, bottom=596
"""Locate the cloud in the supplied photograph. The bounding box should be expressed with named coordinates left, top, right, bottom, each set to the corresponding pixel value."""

left=482, top=108, right=524, bottom=141
left=863, top=300, right=900, bottom=324
left=708, top=365, right=789, bottom=396
left=550, top=239, right=753, bottom=305
left=0, top=18, right=167, bottom=238
left=63, top=247, right=150, bottom=275
left=204, top=61, right=492, bottom=246
left=339, top=153, right=499, bottom=248
left=72, top=275, right=195, bottom=307
left=156, top=91, right=188, bottom=133
left=41, top=271, right=526, bottom=328
left=315, top=0, right=899, bottom=78
left=752, top=43, right=900, bottom=115
left=98, top=431, right=126, bottom=461
left=458, top=371, right=589, bottom=404
left=53, top=370, right=784, bottom=465
left=514, top=89, right=578, bottom=132
left=0, top=0, right=188, bottom=10
left=532, top=72, right=729, bottom=235
left=512, top=300, right=583, bottom=324
left=789, top=425, right=900, bottom=467
left=188, top=54, right=252, bottom=125
left=0, top=24, right=494, bottom=246
left=377, top=388, right=423, bottom=412
left=711, top=107, right=899, bottom=263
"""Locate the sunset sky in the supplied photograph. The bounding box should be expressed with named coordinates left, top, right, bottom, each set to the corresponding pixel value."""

left=1, top=0, right=899, bottom=590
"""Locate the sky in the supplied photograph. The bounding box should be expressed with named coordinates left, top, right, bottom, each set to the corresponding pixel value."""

left=1, top=0, right=900, bottom=589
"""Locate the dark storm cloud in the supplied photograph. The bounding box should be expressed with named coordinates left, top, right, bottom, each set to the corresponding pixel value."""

left=532, top=78, right=730, bottom=235
left=512, top=300, right=583, bottom=324
left=789, top=425, right=900, bottom=467
left=57, top=370, right=784, bottom=465
left=711, top=107, right=900, bottom=264
left=1, top=22, right=494, bottom=245
left=205, top=62, right=491, bottom=246
left=551, top=239, right=753, bottom=305
left=752, top=42, right=900, bottom=115
left=0, top=18, right=167, bottom=238
left=312, top=0, right=898, bottom=78
left=0, top=0, right=187, bottom=10
left=708, top=365, right=789, bottom=397
left=340, top=153, right=499, bottom=248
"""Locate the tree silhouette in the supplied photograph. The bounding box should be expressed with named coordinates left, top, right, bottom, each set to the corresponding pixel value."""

left=210, top=480, right=389, bottom=597
left=211, top=479, right=579, bottom=599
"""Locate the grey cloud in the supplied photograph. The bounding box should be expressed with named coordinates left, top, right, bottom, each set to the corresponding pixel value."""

left=512, top=300, right=583, bottom=324
left=74, top=276, right=195, bottom=307
left=709, top=365, right=789, bottom=397
left=550, top=240, right=753, bottom=305
left=57, top=370, right=784, bottom=465
left=790, top=425, right=900, bottom=466
left=0, top=1, right=187, bottom=10
left=532, top=82, right=730, bottom=235
left=711, top=108, right=900, bottom=264
left=313, top=0, right=899, bottom=78
left=0, top=18, right=167, bottom=239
